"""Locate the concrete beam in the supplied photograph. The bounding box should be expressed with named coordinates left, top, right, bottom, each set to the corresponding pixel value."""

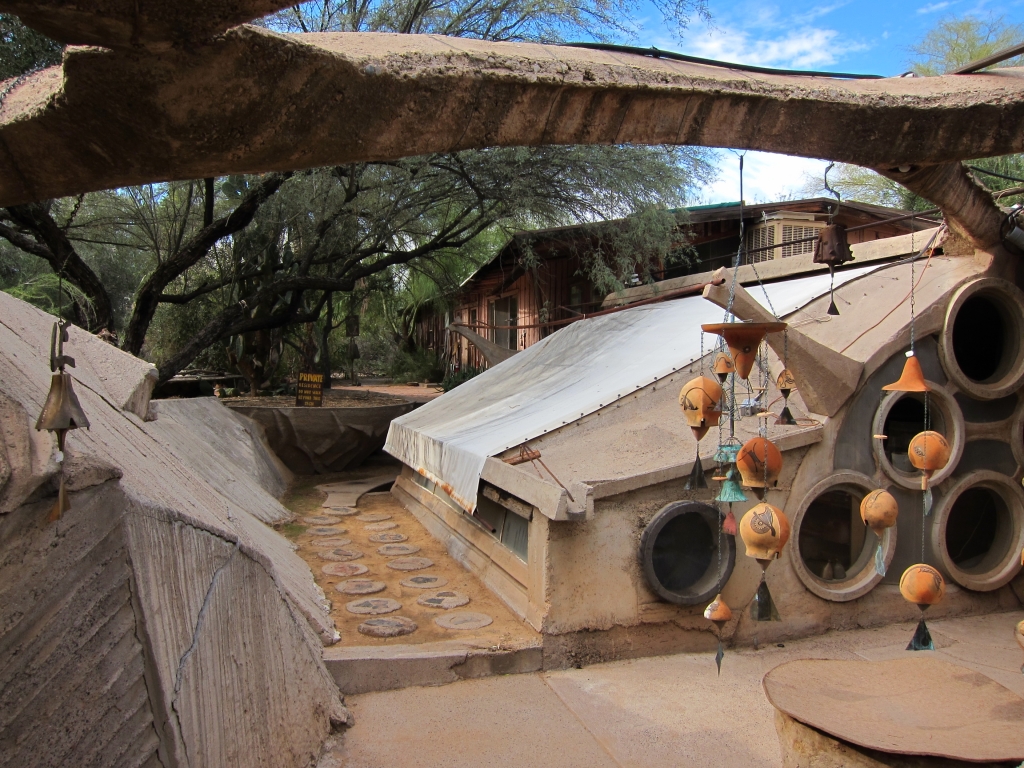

left=449, top=323, right=517, bottom=367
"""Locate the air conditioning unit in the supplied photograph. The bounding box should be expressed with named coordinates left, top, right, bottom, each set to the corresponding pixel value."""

left=746, top=212, right=824, bottom=263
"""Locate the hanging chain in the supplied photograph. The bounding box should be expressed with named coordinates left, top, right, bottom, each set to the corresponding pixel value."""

left=909, top=253, right=916, bottom=352
left=726, top=154, right=745, bottom=319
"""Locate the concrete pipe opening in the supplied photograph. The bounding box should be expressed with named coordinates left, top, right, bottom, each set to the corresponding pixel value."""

left=940, top=278, right=1024, bottom=399
left=872, top=382, right=964, bottom=491
left=931, top=470, right=1024, bottom=591
left=639, top=501, right=735, bottom=606
left=790, top=472, right=896, bottom=602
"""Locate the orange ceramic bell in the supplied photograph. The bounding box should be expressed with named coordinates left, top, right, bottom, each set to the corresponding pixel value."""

left=679, top=376, right=723, bottom=441
left=739, top=502, right=790, bottom=561
left=702, top=322, right=787, bottom=379
left=859, top=489, right=899, bottom=534
left=704, top=594, right=732, bottom=627
left=713, top=352, right=735, bottom=383
left=882, top=353, right=930, bottom=393
left=776, top=369, right=797, bottom=397
left=736, top=437, right=783, bottom=492
left=899, top=563, right=945, bottom=606
left=908, top=430, right=951, bottom=489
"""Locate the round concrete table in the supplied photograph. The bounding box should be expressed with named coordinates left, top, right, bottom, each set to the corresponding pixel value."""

left=763, top=657, right=1024, bottom=767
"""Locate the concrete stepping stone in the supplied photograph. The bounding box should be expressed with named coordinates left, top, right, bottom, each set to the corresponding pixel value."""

left=335, top=579, right=387, bottom=595
left=400, top=574, right=447, bottom=589
left=346, top=597, right=402, bottom=615
left=386, top=557, right=434, bottom=571
left=321, top=562, right=369, bottom=577
left=319, top=548, right=364, bottom=562
left=363, top=521, right=397, bottom=531
left=369, top=532, right=407, bottom=543
left=378, top=544, right=420, bottom=556
left=417, top=590, right=470, bottom=609
left=356, top=513, right=392, bottom=523
left=321, top=504, right=359, bottom=516
left=308, top=526, right=346, bottom=536
left=435, top=611, right=493, bottom=630
left=310, top=537, right=351, bottom=548
left=302, top=515, right=342, bottom=525
left=357, top=616, right=417, bottom=638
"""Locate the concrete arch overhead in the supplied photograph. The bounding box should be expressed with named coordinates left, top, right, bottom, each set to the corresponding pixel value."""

left=0, top=17, right=1021, bottom=244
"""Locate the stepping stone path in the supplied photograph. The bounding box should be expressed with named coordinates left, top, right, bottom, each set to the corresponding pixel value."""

left=311, top=537, right=351, bottom=548
left=363, top=521, right=398, bottom=531
left=319, top=548, right=364, bottom=562
left=358, top=616, right=417, bottom=638
left=308, top=526, right=345, bottom=536
left=370, top=532, right=407, bottom=543
left=400, top=574, right=447, bottom=589
left=346, top=597, right=402, bottom=615
left=386, top=557, right=434, bottom=571
left=336, top=579, right=387, bottom=595
left=417, top=590, right=470, bottom=609
left=302, top=515, right=341, bottom=525
left=356, top=513, right=392, bottom=523
left=435, top=612, right=493, bottom=630
left=322, top=505, right=359, bottom=516
left=321, top=562, right=369, bottom=577
left=378, top=544, right=420, bottom=556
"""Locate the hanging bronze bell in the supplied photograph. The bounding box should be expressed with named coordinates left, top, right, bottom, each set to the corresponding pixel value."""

left=882, top=353, right=930, bottom=392
left=813, top=224, right=854, bottom=267
left=36, top=372, right=90, bottom=433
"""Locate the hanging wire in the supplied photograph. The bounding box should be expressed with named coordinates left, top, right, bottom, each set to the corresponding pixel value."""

left=725, top=153, right=746, bottom=320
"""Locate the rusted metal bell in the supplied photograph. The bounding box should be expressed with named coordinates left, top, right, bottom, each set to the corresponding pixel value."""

left=35, top=372, right=91, bottom=432
left=899, top=563, right=945, bottom=606
left=739, top=502, right=790, bottom=561
left=882, top=353, right=930, bottom=393
left=702, top=322, right=787, bottom=380
left=736, top=437, right=782, bottom=491
left=859, top=489, right=899, bottom=534
left=713, top=352, right=735, bottom=384
left=813, top=224, right=854, bottom=267
left=679, top=376, right=723, bottom=441
left=908, top=430, right=951, bottom=489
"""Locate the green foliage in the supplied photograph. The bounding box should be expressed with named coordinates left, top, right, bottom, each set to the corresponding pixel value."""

left=442, top=364, right=485, bottom=391
left=2, top=270, right=94, bottom=320
left=910, top=16, right=1024, bottom=75
left=0, top=14, right=62, bottom=80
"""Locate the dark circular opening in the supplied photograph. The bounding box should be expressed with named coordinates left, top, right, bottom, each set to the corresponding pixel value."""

left=882, top=395, right=946, bottom=473
left=945, top=487, right=1003, bottom=571
left=952, top=295, right=1005, bottom=382
left=798, top=488, right=875, bottom=581
left=651, top=512, right=713, bottom=591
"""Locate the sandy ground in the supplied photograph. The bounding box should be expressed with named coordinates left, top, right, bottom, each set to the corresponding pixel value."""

left=321, top=610, right=1024, bottom=768
left=333, top=383, right=444, bottom=404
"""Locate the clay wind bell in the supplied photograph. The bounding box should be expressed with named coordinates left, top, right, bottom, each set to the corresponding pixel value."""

left=908, top=430, right=951, bottom=514
left=680, top=376, right=723, bottom=490
left=704, top=594, right=732, bottom=674
left=736, top=437, right=782, bottom=500
left=775, top=369, right=798, bottom=426
left=900, top=563, right=946, bottom=651
left=1016, top=618, right=1023, bottom=674
left=740, top=501, right=791, bottom=621
left=702, top=322, right=787, bottom=380
left=860, top=489, right=899, bottom=576
left=35, top=319, right=90, bottom=521
left=713, top=352, right=735, bottom=384
left=713, top=438, right=747, bottom=534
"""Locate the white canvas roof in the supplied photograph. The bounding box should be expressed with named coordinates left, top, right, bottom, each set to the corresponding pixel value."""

left=385, top=265, right=881, bottom=511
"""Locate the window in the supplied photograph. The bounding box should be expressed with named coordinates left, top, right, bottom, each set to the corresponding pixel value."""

left=798, top=488, right=873, bottom=580
left=746, top=225, right=775, bottom=263
left=569, top=284, right=583, bottom=310
left=474, top=491, right=529, bottom=561
left=489, top=296, right=517, bottom=350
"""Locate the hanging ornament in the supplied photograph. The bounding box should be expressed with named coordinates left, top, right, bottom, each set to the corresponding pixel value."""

left=1015, top=618, right=1024, bottom=675
left=775, top=368, right=798, bottom=425
left=680, top=376, right=723, bottom=490
left=900, top=563, right=945, bottom=651
left=860, top=489, right=899, bottom=576
left=713, top=352, right=735, bottom=384
left=883, top=351, right=930, bottom=393
left=735, top=437, right=783, bottom=498
left=739, top=502, right=790, bottom=622
left=704, top=594, right=732, bottom=675
left=35, top=320, right=90, bottom=522
left=908, top=430, right=951, bottom=515
left=813, top=224, right=854, bottom=316
left=701, top=322, right=787, bottom=380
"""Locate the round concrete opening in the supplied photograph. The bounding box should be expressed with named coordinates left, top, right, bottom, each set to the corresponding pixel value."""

left=931, top=470, right=1024, bottom=591
left=873, top=382, right=964, bottom=490
left=940, top=278, right=1024, bottom=399
left=639, top=501, right=735, bottom=606
left=790, top=472, right=896, bottom=602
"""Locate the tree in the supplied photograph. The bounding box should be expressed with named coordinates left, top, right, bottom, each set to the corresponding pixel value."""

left=0, top=14, right=61, bottom=80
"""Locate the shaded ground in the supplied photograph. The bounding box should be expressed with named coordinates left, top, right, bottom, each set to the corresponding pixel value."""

left=320, top=610, right=1024, bottom=768
left=333, top=383, right=444, bottom=404
left=229, top=389, right=411, bottom=407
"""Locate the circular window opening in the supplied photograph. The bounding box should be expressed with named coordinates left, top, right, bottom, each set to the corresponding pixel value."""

left=944, top=487, right=1006, bottom=573
left=952, top=295, right=1008, bottom=383
left=798, top=488, right=877, bottom=582
left=639, top=501, right=735, bottom=605
left=881, top=395, right=946, bottom=474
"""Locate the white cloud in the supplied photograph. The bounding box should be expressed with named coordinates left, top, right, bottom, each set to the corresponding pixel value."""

left=917, top=1, right=956, bottom=12
left=695, top=151, right=831, bottom=206
left=687, top=26, right=844, bottom=68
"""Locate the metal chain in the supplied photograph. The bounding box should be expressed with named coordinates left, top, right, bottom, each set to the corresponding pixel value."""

left=725, top=154, right=745, bottom=319
left=909, top=254, right=916, bottom=352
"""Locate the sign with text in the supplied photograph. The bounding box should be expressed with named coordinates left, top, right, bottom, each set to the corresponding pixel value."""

left=295, top=372, right=324, bottom=407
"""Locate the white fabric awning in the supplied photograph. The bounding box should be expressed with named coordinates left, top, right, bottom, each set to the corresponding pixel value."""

left=385, top=266, right=880, bottom=511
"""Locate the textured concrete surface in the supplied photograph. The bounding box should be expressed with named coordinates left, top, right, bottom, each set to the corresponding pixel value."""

left=323, top=610, right=1024, bottom=768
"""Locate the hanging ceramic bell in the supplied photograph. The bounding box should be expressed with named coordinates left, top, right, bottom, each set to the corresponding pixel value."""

left=882, top=352, right=930, bottom=392
left=1015, top=618, right=1023, bottom=674
left=701, top=322, right=787, bottom=380
left=908, top=430, right=951, bottom=491
left=739, top=502, right=790, bottom=563
left=775, top=369, right=798, bottom=425
left=704, top=594, right=732, bottom=674
left=860, top=489, right=898, bottom=575
left=722, top=505, right=738, bottom=535
left=713, top=352, right=735, bottom=384
left=735, top=437, right=783, bottom=497
left=715, top=467, right=749, bottom=503
left=679, top=376, right=723, bottom=441
left=900, top=563, right=945, bottom=651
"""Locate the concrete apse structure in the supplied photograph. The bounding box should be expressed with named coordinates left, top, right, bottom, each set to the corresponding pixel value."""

left=1, top=0, right=1024, bottom=765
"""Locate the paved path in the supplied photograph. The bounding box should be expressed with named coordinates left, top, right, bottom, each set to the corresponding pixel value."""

left=319, top=610, right=1024, bottom=767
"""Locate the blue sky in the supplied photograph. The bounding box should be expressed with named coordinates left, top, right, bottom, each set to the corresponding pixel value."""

left=625, top=0, right=1024, bottom=203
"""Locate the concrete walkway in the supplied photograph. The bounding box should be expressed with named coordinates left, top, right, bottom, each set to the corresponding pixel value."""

left=319, top=610, right=1024, bottom=767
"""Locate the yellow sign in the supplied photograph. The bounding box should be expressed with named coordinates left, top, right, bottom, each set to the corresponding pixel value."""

left=296, top=372, right=324, bottom=407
